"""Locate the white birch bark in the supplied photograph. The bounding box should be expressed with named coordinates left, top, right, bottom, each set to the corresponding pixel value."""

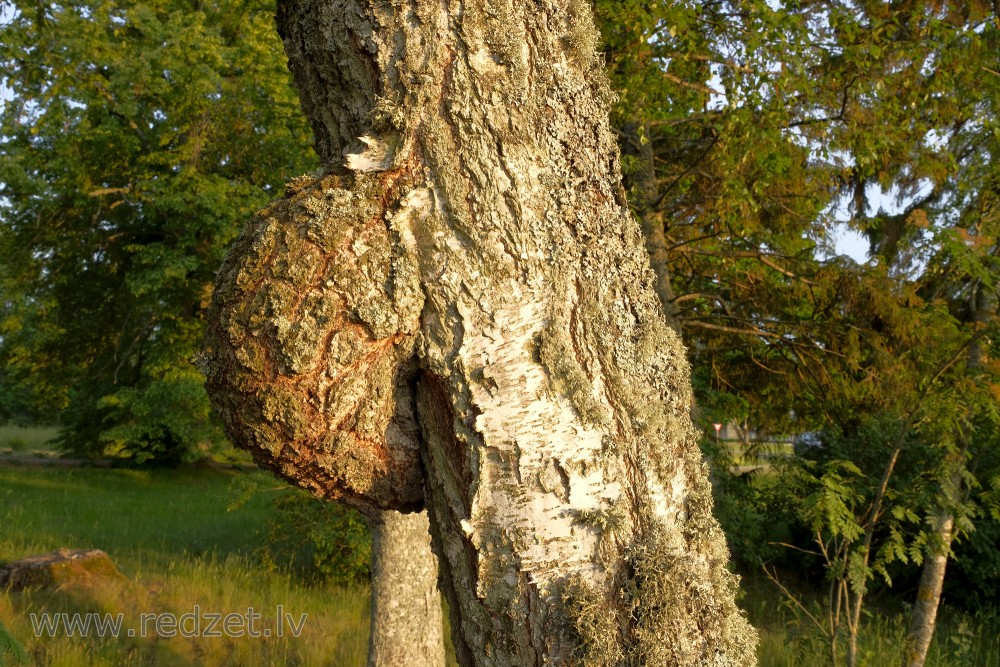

left=904, top=507, right=955, bottom=667
left=202, top=0, right=757, bottom=664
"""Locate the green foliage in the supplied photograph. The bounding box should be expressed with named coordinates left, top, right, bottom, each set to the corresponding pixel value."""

left=0, top=377, right=43, bottom=427
left=0, top=619, right=27, bottom=667
left=595, top=0, right=1000, bottom=438
left=0, top=0, right=994, bottom=657
left=946, top=517, right=1000, bottom=609
left=258, top=490, right=372, bottom=586
left=0, top=0, right=317, bottom=464
left=700, top=437, right=797, bottom=568
left=227, top=473, right=373, bottom=586
left=2, top=438, right=26, bottom=453
left=799, top=460, right=866, bottom=547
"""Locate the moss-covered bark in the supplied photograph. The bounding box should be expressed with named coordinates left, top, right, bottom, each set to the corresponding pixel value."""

left=202, top=0, right=758, bottom=663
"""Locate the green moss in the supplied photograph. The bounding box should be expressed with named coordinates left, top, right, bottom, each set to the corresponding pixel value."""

left=369, top=95, right=406, bottom=132
left=327, top=329, right=365, bottom=374
left=276, top=319, right=322, bottom=374
left=570, top=504, right=626, bottom=535
left=564, top=0, right=602, bottom=69
left=234, top=342, right=267, bottom=375
left=234, top=217, right=280, bottom=290
left=353, top=292, right=398, bottom=339
left=537, top=308, right=611, bottom=429
left=259, top=386, right=310, bottom=444
left=680, top=450, right=730, bottom=559
left=560, top=574, right=624, bottom=666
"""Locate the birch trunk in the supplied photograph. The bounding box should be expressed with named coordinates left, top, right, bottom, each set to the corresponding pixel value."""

left=903, top=507, right=955, bottom=667
left=903, top=284, right=993, bottom=667
left=201, top=0, right=757, bottom=664
left=369, top=510, right=445, bottom=667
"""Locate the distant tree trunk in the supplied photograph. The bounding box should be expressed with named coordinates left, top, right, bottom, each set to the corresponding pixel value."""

left=904, top=501, right=956, bottom=667
left=904, top=284, right=993, bottom=667
left=620, top=121, right=682, bottom=332
left=846, top=600, right=860, bottom=667
left=201, top=0, right=757, bottom=663
left=369, top=510, right=445, bottom=667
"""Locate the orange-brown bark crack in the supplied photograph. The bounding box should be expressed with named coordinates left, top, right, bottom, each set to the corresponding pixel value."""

left=202, top=170, right=426, bottom=517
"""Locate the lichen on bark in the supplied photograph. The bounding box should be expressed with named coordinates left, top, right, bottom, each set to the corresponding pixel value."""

left=201, top=170, right=428, bottom=515
left=201, top=0, right=759, bottom=663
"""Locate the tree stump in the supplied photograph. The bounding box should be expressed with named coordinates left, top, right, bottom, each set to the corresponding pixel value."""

left=0, top=549, right=124, bottom=592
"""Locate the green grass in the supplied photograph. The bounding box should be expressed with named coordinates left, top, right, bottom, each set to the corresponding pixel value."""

left=741, top=573, right=1000, bottom=667
left=753, top=611, right=1000, bottom=667
left=0, top=464, right=996, bottom=666
left=0, top=466, right=372, bottom=666
left=0, top=467, right=273, bottom=570
left=1, top=556, right=370, bottom=667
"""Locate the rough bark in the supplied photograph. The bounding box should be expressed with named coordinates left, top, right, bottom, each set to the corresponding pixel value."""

left=201, top=170, right=426, bottom=516
left=277, top=5, right=447, bottom=659
left=201, top=0, right=757, bottom=664
left=368, top=510, right=445, bottom=667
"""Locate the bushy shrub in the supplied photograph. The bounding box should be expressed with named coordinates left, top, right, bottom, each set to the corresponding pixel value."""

left=3, top=437, right=28, bottom=452
left=252, top=486, right=372, bottom=586
left=702, top=437, right=805, bottom=570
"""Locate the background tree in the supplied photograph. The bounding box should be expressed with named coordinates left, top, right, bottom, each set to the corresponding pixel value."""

left=591, top=1, right=1000, bottom=664
left=0, top=0, right=316, bottom=463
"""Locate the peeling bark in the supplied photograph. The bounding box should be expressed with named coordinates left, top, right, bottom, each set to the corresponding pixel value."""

left=202, top=0, right=757, bottom=664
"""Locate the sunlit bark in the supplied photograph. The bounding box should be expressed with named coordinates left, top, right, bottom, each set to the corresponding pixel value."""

left=202, top=0, right=757, bottom=663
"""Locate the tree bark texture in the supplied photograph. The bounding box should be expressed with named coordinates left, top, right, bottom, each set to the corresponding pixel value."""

left=201, top=0, right=757, bottom=664
left=369, top=510, right=445, bottom=667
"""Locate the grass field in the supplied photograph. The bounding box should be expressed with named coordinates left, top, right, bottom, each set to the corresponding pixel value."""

left=743, top=575, right=1000, bottom=667
left=0, top=463, right=997, bottom=666
left=0, top=465, right=372, bottom=666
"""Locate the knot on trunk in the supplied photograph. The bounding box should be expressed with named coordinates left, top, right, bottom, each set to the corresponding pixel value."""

left=201, top=172, right=426, bottom=515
